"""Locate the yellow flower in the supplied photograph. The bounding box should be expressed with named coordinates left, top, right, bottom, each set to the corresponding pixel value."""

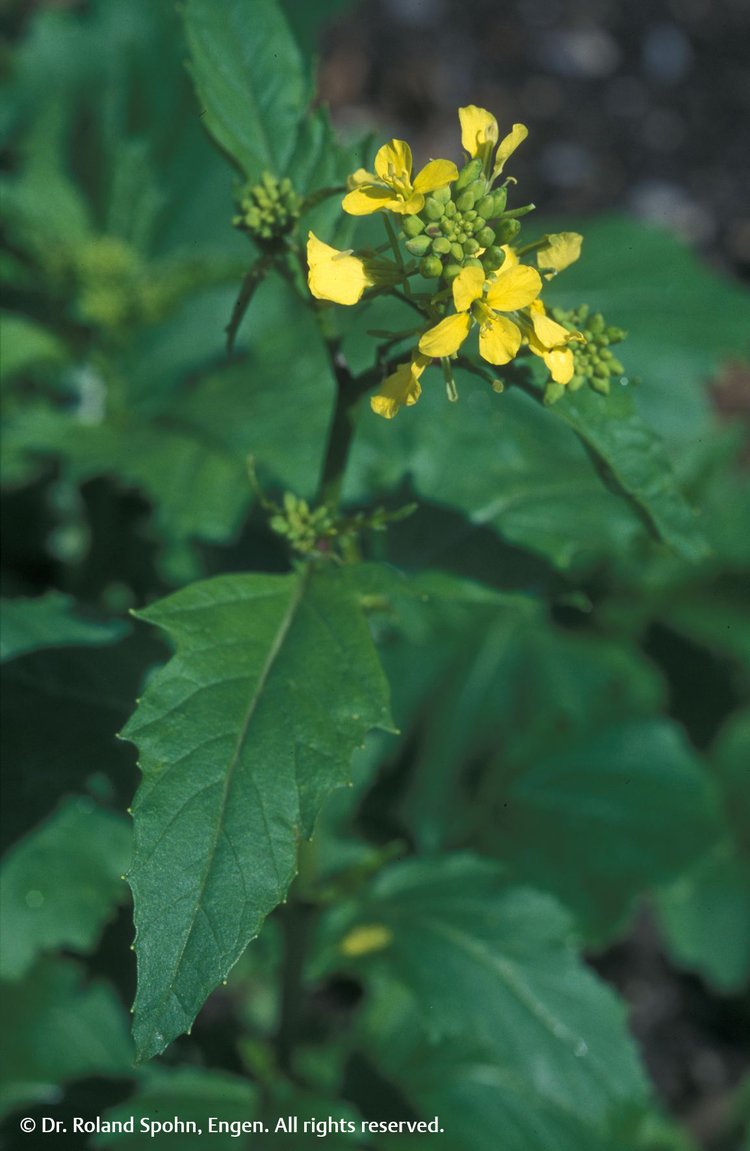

left=458, top=105, right=528, bottom=180
left=371, top=353, right=431, bottom=419
left=342, top=140, right=458, bottom=216
left=307, top=232, right=375, bottom=305
left=527, top=299, right=584, bottom=384
left=418, top=262, right=542, bottom=366
left=536, top=232, right=583, bottom=279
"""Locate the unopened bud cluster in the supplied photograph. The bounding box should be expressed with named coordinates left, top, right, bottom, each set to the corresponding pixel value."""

left=551, top=306, right=627, bottom=396
left=234, top=172, right=301, bottom=244
left=402, top=158, right=531, bottom=285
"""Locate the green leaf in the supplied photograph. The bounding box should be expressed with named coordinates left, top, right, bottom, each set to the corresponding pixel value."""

left=345, top=380, right=647, bottom=574
left=0, top=957, right=133, bottom=1119
left=0, top=798, right=131, bottom=980
left=494, top=719, right=723, bottom=937
left=0, top=314, right=67, bottom=385
left=541, top=381, right=709, bottom=562
left=542, top=216, right=750, bottom=445
left=183, top=0, right=308, bottom=181
left=94, top=1068, right=258, bottom=1149
left=324, top=856, right=647, bottom=1149
left=0, top=592, right=128, bottom=662
left=122, top=565, right=392, bottom=1061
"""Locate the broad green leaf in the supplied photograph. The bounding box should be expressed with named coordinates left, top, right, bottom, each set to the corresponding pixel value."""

left=280, top=0, right=357, bottom=60
left=543, top=381, right=709, bottom=562
left=0, top=798, right=131, bottom=980
left=0, top=957, right=133, bottom=1119
left=122, top=565, right=392, bottom=1061
left=493, top=719, right=723, bottom=937
left=183, top=0, right=308, bottom=181
left=322, top=856, right=647, bottom=1147
left=0, top=592, right=128, bottom=662
left=94, top=1068, right=258, bottom=1149
left=542, top=216, right=750, bottom=444
left=657, top=709, right=750, bottom=991
left=345, top=379, right=647, bottom=574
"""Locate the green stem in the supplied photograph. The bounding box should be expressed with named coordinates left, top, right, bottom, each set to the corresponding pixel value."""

left=276, top=899, right=314, bottom=1076
left=317, top=338, right=371, bottom=508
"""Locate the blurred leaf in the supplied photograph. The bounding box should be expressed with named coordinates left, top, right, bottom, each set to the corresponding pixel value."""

left=122, top=565, right=392, bottom=1061
left=657, top=708, right=750, bottom=991
left=543, top=381, right=709, bottom=562
left=0, top=957, right=132, bottom=1119
left=0, top=314, right=67, bottom=385
left=345, top=380, right=648, bottom=574
left=493, top=719, right=723, bottom=938
left=280, top=0, right=357, bottom=59
left=183, top=0, right=308, bottom=181
left=0, top=592, right=128, bottom=662
left=542, top=216, right=750, bottom=444
left=323, top=856, right=647, bottom=1150
left=94, top=1067, right=257, bottom=1149
left=0, top=635, right=156, bottom=852
left=0, top=798, right=131, bottom=980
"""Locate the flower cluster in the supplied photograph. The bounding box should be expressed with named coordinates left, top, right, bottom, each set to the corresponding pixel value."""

left=307, top=107, right=622, bottom=418
left=234, top=172, right=301, bottom=244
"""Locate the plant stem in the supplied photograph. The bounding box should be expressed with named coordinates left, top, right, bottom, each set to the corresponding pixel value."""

left=276, top=899, right=313, bottom=1076
left=317, top=337, right=371, bottom=509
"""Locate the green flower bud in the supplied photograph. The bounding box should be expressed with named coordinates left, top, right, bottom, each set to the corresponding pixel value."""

left=610, top=358, right=625, bottom=375
left=464, top=238, right=480, bottom=255
left=475, top=194, right=496, bottom=219
left=456, top=189, right=476, bottom=212
left=587, top=313, right=605, bottom=335
left=490, top=187, right=508, bottom=216
left=464, top=257, right=484, bottom=269
left=423, top=197, right=445, bottom=221
left=592, top=376, right=611, bottom=395
left=482, top=246, right=506, bottom=271
left=433, top=185, right=452, bottom=205
left=464, top=209, right=478, bottom=221
left=544, top=382, right=566, bottom=406
left=495, top=218, right=521, bottom=244
left=450, top=242, right=465, bottom=262
left=457, top=231, right=467, bottom=244
left=405, top=235, right=432, bottom=257
left=402, top=215, right=425, bottom=238
left=454, top=157, right=483, bottom=191
left=419, top=254, right=444, bottom=279
left=432, top=236, right=452, bottom=256
left=444, top=201, right=457, bottom=219
left=476, top=226, right=496, bottom=248
left=443, top=263, right=463, bottom=282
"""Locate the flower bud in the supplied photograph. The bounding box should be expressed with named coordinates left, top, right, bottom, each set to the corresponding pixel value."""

left=454, top=157, right=483, bottom=191
left=450, top=242, right=465, bottom=262
left=491, top=187, right=509, bottom=215
left=456, top=189, right=476, bottom=212
left=423, top=197, right=445, bottom=221
left=482, top=246, right=505, bottom=271
left=419, top=255, right=443, bottom=278
left=464, top=238, right=480, bottom=254
left=443, top=263, right=463, bottom=282
left=402, top=215, right=425, bottom=238
left=475, top=194, right=496, bottom=219
left=476, top=226, right=496, bottom=248
left=444, top=201, right=457, bottom=219
left=405, top=235, right=432, bottom=257
left=495, top=218, right=521, bottom=243
left=431, top=236, right=452, bottom=255
left=433, top=185, right=452, bottom=205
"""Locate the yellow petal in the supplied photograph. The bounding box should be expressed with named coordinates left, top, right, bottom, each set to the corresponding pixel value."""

left=452, top=265, right=485, bottom=312
left=418, top=312, right=472, bottom=358
left=499, top=244, right=519, bottom=269
left=347, top=167, right=376, bottom=189
left=342, top=185, right=399, bottom=215
left=478, top=313, right=522, bottom=365
left=544, top=347, right=575, bottom=384
left=458, top=105, right=498, bottom=160
left=374, top=139, right=413, bottom=185
left=536, top=232, right=583, bottom=277
left=531, top=308, right=574, bottom=349
left=370, top=362, right=422, bottom=419
left=486, top=264, right=542, bottom=311
left=491, top=123, right=528, bottom=179
left=307, top=232, right=372, bottom=305
left=386, top=190, right=425, bottom=215
left=413, top=158, right=459, bottom=194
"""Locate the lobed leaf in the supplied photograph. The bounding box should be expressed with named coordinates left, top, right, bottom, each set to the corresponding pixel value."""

left=122, top=565, right=392, bottom=1060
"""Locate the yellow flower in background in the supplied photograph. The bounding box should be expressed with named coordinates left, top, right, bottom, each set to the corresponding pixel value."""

left=307, top=232, right=375, bottom=305
left=527, top=300, right=584, bottom=384
left=458, top=105, right=528, bottom=180
left=342, top=140, right=458, bottom=216
left=536, top=232, right=583, bottom=279
left=419, top=262, right=542, bottom=366
left=371, top=353, right=431, bottom=419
